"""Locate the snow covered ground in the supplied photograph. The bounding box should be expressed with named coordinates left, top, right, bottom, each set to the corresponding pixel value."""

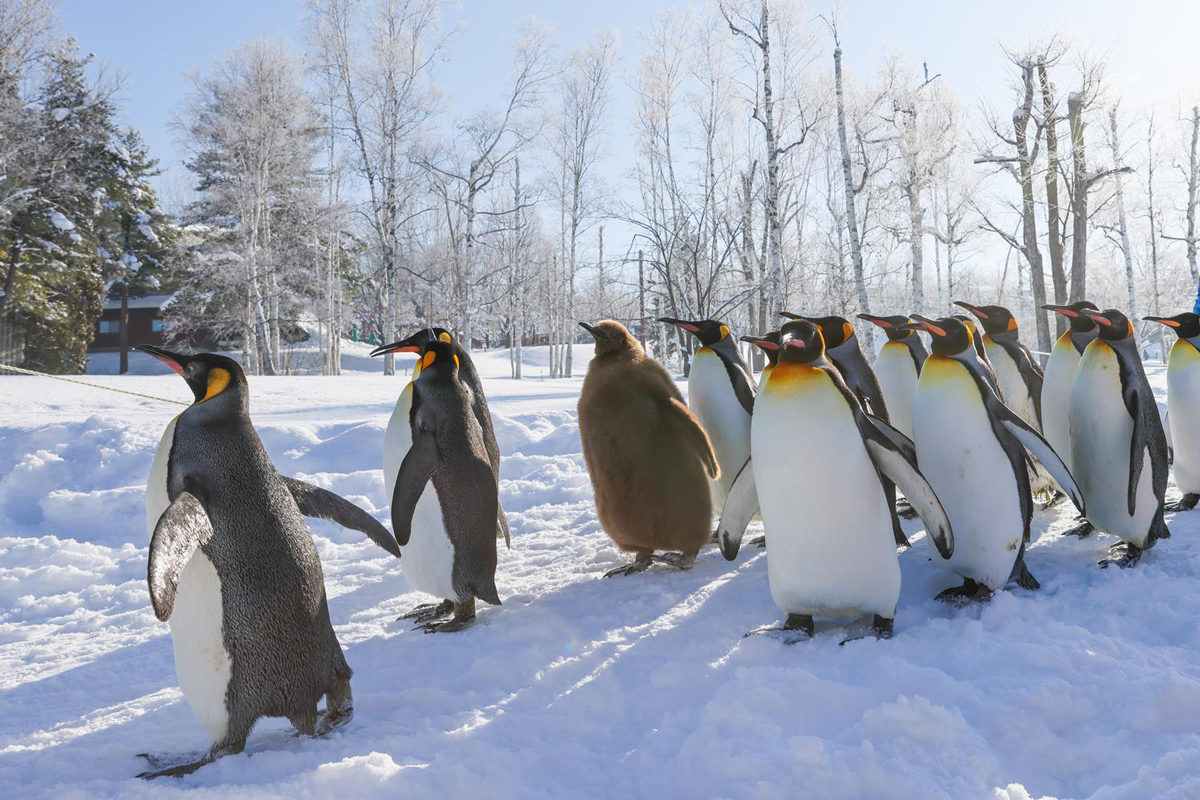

left=3, top=340, right=1199, bottom=799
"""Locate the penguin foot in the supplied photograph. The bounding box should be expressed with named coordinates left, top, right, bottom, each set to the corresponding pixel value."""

left=136, top=750, right=216, bottom=779
left=603, top=551, right=653, bottom=578
left=314, top=676, right=353, bottom=736
left=1165, top=493, right=1200, bottom=513
left=1099, top=542, right=1144, bottom=569
left=423, top=599, right=477, bottom=633
left=1060, top=519, right=1095, bottom=539
left=398, top=599, right=454, bottom=623
left=838, top=616, right=894, bottom=646
left=935, top=580, right=991, bottom=605
left=652, top=552, right=696, bottom=570
left=744, top=614, right=815, bottom=644
left=1041, top=491, right=1066, bottom=510
left=896, top=501, right=919, bottom=520
left=750, top=535, right=767, bottom=549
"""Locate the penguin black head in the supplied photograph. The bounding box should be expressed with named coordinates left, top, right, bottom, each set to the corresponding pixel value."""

left=658, top=317, right=732, bottom=348
left=779, top=312, right=855, bottom=349
left=370, top=327, right=453, bottom=359
left=1082, top=308, right=1136, bottom=343
left=580, top=320, right=640, bottom=358
left=740, top=331, right=782, bottom=365
left=136, top=345, right=247, bottom=411
left=777, top=320, right=825, bottom=364
left=953, top=301, right=1018, bottom=337
left=1144, top=312, right=1200, bottom=340
left=1043, top=301, right=1099, bottom=333
left=413, top=339, right=460, bottom=381
left=858, top=313, right=918, bottom=343
left=905, top=315, right=973, bottom=358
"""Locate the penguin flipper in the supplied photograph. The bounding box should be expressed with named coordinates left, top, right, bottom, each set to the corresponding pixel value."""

left=992, top=401, right=1085, bottom=516
left=1124, top=387, right=1146, bottom=518
left=148, top=492, right=213, bottom=623
left=281, top=476, right=401, bottom=558
left=497, top=505, right=511, bottom=549
left=392, top=430, right=439, bottom=547
left=663, top=396, right=720, bottom=479
left=860, top=418, right=954, bottom=560
left=864, top=412, right=917, bottom=463
left=716, top=457, right=758, bottom=561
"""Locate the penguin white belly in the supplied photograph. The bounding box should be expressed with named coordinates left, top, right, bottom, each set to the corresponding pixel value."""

left=170, top=551, right=232, bottom=744
left=689, top=349, right=752, bottom=507
left=873, top=343, right=919, bottom=439
left=1071, top=345, right=1157, bottom=545
left=384, top=383, right=457, bottom=601
left=1168, top=340, right=1200, bottom=494
left=914, top=358, right=1024, bottom=589
left=986, top=342, right=1039, bottom=428
left=145, top=416, right=178, bottom=537
left=1041, top=335, right=1080, bottom=474
left=752, top=366, right=900, bottom=618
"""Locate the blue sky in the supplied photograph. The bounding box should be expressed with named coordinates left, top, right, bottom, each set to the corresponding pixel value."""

left=59, top=0, right=1200, bottom=213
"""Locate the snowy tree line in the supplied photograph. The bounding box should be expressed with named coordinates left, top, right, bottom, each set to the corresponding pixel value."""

left=3, top=0, right=1199, bottom=375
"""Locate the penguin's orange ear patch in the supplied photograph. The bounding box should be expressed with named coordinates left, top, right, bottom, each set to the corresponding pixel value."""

left=198, top=367, right=231, bottom=403
left=1006, top=317, right=1018, bottom=332
left=719, top=324, right=730, bottom=340
left=842, top=321, right=854, bottom=342
left=438, top=331, right=453, bottom=343
left=422, top=351, right=437, bottom=368
left=453, top=354, right=460, bottom=370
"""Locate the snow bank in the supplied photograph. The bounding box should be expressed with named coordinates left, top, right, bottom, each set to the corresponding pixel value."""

left=2, top=352, right=1199, bottom=799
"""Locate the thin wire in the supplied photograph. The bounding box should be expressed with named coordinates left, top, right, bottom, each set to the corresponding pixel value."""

left=0, top=363, right=190, bottom=406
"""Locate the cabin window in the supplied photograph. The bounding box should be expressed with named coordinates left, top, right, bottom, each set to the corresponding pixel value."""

left=99, top=320, right=118, bottom=334
left=152, top=319, right=164, bottom=332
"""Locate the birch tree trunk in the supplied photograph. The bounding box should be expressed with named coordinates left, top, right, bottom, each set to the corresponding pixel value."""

left=1068, top=92, right=1090, bottom=303
left=1039, top=62, right=1068, bottom=336
left=1185, top=106, right=1200, bottom=283
left=1109, top=107, right=1138, bottom=342
left=834, top=45, right=873, bottom=350
left=1015, top=63, right=1051, bottom=354
left=1147, top=115, right=1165, bottom=362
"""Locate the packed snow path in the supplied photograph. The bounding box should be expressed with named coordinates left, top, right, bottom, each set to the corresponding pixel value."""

left=2, top=345, right=1199, bottom=799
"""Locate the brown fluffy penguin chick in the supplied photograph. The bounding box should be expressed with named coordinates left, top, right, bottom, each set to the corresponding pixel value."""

left=577, top=320, right=720, bottom=578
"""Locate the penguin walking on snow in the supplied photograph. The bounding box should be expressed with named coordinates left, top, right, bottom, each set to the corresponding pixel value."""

left=389, top=338, right=504, bottom=631
left=781, top=311, right=909, bottom=548
left=858, top=314, right=928, bottom=441
left=372, top=327, right=509, bottom=547
left=904, top=317, right=1084, bottom=601
left=578, top=320, right=719, bottom=577
left=1069, top=308, right=1171, bottom=567
left=743, top=319, right=953, bottom=640
left=658, top=317, right=755, bottom=509
left=955, top=301, right=1055, bottom=499
left=1145, top=312, right=1200, bottom=511
left=136, top=346, right=399, bottom=778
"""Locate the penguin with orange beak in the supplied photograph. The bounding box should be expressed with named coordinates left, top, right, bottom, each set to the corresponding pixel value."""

left=1145, top=312, right=1200, bottom=511
left=1068, top=309, right=1170, bottom=566
left=904, top=317, right=1083, bottom=599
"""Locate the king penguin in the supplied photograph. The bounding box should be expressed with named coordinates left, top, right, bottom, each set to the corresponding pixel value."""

left=136, top=346, right=399, bottom=778
left=578, top=320, right=719, bottom=577
left=1145, top=312, right=1200, bottom=512
left=1069, top=308, right=1170, bottom=566
left=658, top=317, right=755, bottom=509
left=781, top=311, right=909, bottom=548
left=1040, top=302, right=1100, bottom=476
left=858, top=313, right=928, bottom=440
left=739, top=319, right=953, bottom=640
left=372, top=327, right=509, bottom=546
left=390, top=338, right=504, bottom=630
left=905, top=317, right=1084, bottom=600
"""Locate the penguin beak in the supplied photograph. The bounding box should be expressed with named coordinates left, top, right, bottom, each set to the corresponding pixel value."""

left=953, top=300, right=986, bottom=319
left=856, top=313, right=892, bottom=329
left=1081, top=309, right=1112, bottom=327
left=777, top=310, right=802, bottom=321
left=1143, top=316, right=1179, bottom=328
left=740, top=334, right=779, bottom=351
left=579, top=321, right=609, bottom=340
left=909, top=315, right=947, bottom=337
left=1041, top=304, right=1077, bottom=318
left=658, top=317, right=700, bottom=333
left=369, top=341, right=423, bottom=357
left=136, top=344, right=188, bottom=376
